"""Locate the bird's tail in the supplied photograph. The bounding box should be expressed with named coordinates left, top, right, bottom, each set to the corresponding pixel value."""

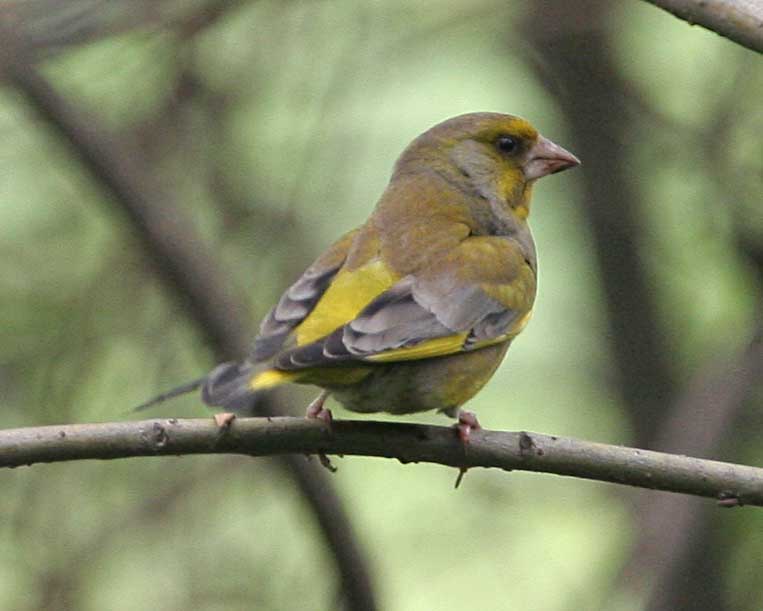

left=133, top=376, right=208, bottom=412
left=200, top=361, right=261, bottom=411
left=134, top=362, right=300, bottom=414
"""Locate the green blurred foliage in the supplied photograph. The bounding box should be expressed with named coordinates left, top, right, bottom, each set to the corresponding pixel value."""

left=1, top=1, right=762, bottom=610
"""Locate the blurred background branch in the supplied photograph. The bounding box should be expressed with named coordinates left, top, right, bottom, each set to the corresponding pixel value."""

left=0, top=16, right=377, bottom=611
left=640, top=0, right=763, bottom=54
left=525, top=3, right=762, bottom=610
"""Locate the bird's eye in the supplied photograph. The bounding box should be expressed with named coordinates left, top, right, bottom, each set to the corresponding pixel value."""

left=496, top=136, right=518, bottom=154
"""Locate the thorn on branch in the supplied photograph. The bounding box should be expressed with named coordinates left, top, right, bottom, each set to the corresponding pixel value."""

left=454, top=467, right=468, bottom=489
left=317, top=453, right=338, bottom=473
left=213, top=412, right=236, bottom=430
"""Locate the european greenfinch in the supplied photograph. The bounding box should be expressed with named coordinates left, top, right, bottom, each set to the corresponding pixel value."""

left=142, top=113, right=579, bottom=439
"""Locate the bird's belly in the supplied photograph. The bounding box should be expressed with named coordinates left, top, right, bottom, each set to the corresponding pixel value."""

left=328, top=342, right=510, bottom=415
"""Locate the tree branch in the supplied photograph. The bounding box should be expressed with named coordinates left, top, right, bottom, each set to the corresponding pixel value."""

left=3, top=417, right=763, bottom=506
left=640, top=0, right=763, bottom=54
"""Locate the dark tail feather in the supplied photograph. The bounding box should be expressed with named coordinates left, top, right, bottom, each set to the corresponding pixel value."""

left=201, top=361, right=260, bottom=411
left=134, top=362, right=260, bottom=414
left=133, top=376, right=207, bottom=412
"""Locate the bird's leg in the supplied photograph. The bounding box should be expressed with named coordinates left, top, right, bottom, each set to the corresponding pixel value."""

left=305, top=390, right=337, bottom=473
left=455, top=409, right=481, bottom=444
left=448, top=409, right=481, bottom=487
left=305, top=389, right=332, bottom=423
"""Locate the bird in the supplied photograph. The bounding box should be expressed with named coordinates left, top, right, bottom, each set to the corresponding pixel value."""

left=138, top=112, right=579, bottom=441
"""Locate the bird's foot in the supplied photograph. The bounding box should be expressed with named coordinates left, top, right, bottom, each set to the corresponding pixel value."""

left=214, top=412, right=236, bottom=430
left=305, top=390, right=336, bottom=472
left=455, top=410, right=481, bottom=444
left=305, top=390, right=333, bottom=424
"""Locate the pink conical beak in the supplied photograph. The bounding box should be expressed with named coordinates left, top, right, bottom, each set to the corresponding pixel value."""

left=523, top=135, right=580, bottom=181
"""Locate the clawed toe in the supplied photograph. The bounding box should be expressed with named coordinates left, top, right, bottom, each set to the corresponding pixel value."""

left=454, top=410, right=481, bottom=444
left=305, top=390, right=332, bottom=422
left=305, top=390, right=336, bottom=472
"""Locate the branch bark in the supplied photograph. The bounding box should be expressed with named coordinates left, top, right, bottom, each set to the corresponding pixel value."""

left=3, top=417, right=763, bottom=506
left=640, top=0, right=763, bottom=54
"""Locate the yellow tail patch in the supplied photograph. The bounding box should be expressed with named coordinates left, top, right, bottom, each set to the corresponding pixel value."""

left=250, top=369, right=299, bottom=390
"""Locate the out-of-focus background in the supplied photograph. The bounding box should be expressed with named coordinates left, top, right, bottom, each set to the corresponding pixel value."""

left=1, top=1, right=762, bottom=610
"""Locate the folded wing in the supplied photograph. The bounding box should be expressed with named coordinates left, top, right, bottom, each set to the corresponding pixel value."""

left=252, top=228, right=360, bottom=362
left=270, top=235, right=536, bottom=369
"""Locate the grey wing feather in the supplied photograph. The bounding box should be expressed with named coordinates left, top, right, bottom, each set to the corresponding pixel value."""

left=252, top=261, right=344, bottom=362
left=465, top=309, right=518, bottom=348
left=342, top=278, right=451, bottom=354
left=411, top=279, right=507, bottom=331
left=272, top=274, right=518, bottom=370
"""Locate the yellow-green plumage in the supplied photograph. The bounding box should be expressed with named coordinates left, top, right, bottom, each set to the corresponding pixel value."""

left=296, top=260, right=399, bottom=348
left=201, top=112, right=579, bottom=420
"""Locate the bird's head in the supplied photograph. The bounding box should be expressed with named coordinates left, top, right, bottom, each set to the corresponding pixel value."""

left=394, top=112, right=579, bottom=219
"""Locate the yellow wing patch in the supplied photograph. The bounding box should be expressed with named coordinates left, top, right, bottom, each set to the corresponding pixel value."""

left=295, top=259, right=399, bottom=347
left=366, top=309, right=533, bottom=363
left=365, top=333, right=469, bottom=362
